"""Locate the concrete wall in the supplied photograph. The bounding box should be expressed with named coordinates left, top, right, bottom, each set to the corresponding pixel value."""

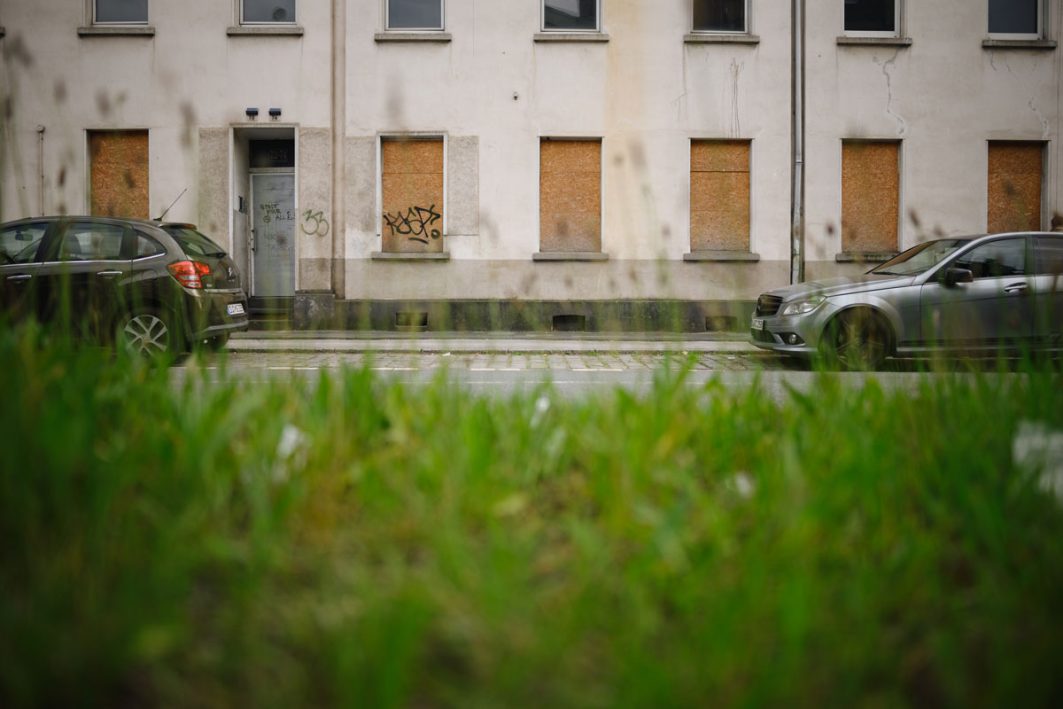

left=2, top=0, right=1061, bottom=310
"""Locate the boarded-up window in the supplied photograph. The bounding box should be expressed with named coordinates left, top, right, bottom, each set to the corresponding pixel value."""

left=690, top=140, right=750, bottom=252
left=539, top=139, right=601, bottom=253
left=89, top=130, right=149, bottom=219
left=841, top=140, right=899, bottom=254
left=381, top=137, right=444, bottom=253
left=988, top=141, right=1043, bottom=233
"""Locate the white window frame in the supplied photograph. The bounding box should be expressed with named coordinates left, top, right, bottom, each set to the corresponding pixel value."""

left=541, top=0, right=601, bottom=33
left=239, top=0, right=297, bottom=26
left=92, top=0, right=148, bottom=25
left=842, top=0, right=901, bottom=39
left=385, top=0, right=445, bottom=31
left=987, top=0, right=1043, bottom=40
left=691, top=0, right=750, bottom=35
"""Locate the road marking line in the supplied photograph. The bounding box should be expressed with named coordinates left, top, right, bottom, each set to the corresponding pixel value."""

left=373, top=367, right=417, bottom=371
left=469, top=367, right=496, bottom=372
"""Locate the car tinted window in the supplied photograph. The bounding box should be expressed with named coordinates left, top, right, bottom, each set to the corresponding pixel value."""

left=136, top=232, right=166, bottom=258
left=952, top=238, right=1025, bottom=279
left=1, top=223, right=48, bottom=264
left=163, top=226, right=226, bottom=258
left=58, top=223, right=126, bottom=261
left=1033, top=237, right=1063, bottom=275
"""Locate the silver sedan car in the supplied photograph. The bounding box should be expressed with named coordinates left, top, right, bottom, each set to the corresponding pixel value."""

left=751, top=232, right=1063, bottom=368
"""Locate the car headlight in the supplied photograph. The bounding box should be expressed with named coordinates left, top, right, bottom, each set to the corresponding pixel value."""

left=780, top=295, right=826, bottom=316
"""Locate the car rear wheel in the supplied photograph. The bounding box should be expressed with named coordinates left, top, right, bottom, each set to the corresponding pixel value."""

left=821, top=310, right=891, bottom=371
left=120, top=311, right=176, bottom=358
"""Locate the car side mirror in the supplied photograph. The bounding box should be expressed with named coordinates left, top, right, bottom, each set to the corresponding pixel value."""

left=943, top=267, right=973, bottom=287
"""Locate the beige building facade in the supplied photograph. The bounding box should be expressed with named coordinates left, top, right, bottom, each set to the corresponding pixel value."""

left=1, top=1, right=1061, bottom=330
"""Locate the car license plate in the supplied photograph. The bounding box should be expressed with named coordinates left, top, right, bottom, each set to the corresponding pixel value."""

left=227, top=303, right=245, bottom=316
left=752, top=318, right=765, bottom=331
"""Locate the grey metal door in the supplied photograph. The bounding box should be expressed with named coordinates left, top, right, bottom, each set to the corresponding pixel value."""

left=251, top=172, right=296, bottom=298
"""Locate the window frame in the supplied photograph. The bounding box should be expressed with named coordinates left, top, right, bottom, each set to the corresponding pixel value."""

left=240, top=0, right=297, bottom=26
left=842, top=0, right=901, bottom=39
left=385, top=0, right=446, bottom=32
left=691, top=0, right=750, bottom=35
left=987, top=0, right=1043, bottom=40
left=92, top=0, right=149, bottom=26
left=541, top=0, right=601, bottom=33
left=376, top=133, right=449, bottom=252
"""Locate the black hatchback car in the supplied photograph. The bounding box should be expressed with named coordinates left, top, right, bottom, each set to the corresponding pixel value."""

left=0, top=216, right=249, bottom=355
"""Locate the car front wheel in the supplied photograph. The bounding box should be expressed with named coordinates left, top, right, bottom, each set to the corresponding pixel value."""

left=821, top=310, right=891, bottom=371
left=120, top=311, right=177, bottom=358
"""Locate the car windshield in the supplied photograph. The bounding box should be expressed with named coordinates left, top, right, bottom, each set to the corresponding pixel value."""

left=163, top=226, right=227, bottom=258
left=870, top=239, right=971, bottom=276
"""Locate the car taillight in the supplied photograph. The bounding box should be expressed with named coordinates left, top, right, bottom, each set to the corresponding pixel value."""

left=168, top=260, right=211, bottom=289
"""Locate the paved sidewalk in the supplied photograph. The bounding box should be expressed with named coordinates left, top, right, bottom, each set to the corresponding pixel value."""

left=229, top=330, right=759, bottom=354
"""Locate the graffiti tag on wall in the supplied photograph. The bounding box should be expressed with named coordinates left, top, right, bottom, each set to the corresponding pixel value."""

left=301, top=209, right=330, bottom=237
left=383, top=204, right=442, bottom=244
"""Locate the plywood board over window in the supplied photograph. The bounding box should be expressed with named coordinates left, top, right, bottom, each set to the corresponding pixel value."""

left=690, top=140, right=750, bottom=252
left=89, top=130, right=149, bottom=219
left=841, top=140, right=899, bottom=254
left=988, top=141, right=1043, bottom=233
left=381, top=138, right=444, bottom=253
left=539, top=139, right=601, bottom=253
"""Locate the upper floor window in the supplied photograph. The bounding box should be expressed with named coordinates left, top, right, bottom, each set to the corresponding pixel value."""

left=988, top=0, right=1041, bottom=38
left=242, top=0, right=296, bottom=24
left=543, top=0, right=599, bottom=32
left=95, top=0, right=148, bottom=24
left=843, top=0, right=898, bottom=36
left=693, top=0, right=747, bottom=33
left=387, top=0, right=444, bottom=30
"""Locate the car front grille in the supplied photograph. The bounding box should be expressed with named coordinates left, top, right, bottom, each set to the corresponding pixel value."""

left=755, top=295, right=783, bottom=316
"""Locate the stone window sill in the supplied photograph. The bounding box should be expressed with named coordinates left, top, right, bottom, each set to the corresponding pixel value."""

left=684, top=33, right=760, bottom=45
left=836, top=36, right=912, bottom=47
left=982, top=38, right=1056, bottom=50
left=375, top=32, right=452, bottom=43
left=835, top=251, right=897, bottom=263
left=78, top=25, right=155, bottom=37
left=684, top=250, right=761, bottom=262
left=533, top=252, right=609, bottom=262
left=371, top=251, right=450, bottom=261
left=534, top=32, right=610, bottom=43
left=227, top=25, right=304, bottom=37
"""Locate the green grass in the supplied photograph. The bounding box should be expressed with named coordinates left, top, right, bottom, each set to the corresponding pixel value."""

left=1, top=323, right=1062, bottom=708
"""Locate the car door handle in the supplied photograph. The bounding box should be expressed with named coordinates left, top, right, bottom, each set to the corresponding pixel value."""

left=96, top=270, right=123, bottom=278
left=6, top=274, right=32, bottom=282
left=1004, top=282, right=1028, bottom=294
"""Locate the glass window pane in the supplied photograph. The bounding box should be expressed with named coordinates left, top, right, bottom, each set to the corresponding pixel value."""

left=953, top=239, right=1026, bottom=279
left=1034, top=238, right=1063, bottom=275
left=61, top=224, right=126, bottom=262
left=844, top=0, right=895, bottom=33
left=95, top=0, right=148, bottom=23
left=389, top=0, right=443, bottom=29
left=694, top=0, right=745, bottom=32
left=544, top=0, right=597, bottom=31
left=136, top=233, right=165, bottom=258
left=1, top=224, right=47, bottom=264
left=243, top=0, right=296, bottom=23
left=989, top=0, right=1038, bottom=34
